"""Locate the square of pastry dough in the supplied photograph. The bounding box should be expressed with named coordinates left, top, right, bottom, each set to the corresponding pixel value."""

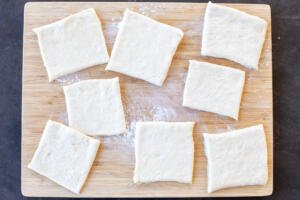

left=63, top=77, right=126, bottom=136
left=106, top=10, right=183, bottom=86
left=203, top=124, right=268, bottom=193
left=34, top=8, right=109, bottom=81
left=28, top=120, right=100, bottom=194
left=134, top=122, right=195, bottom=183
left=201, top=2, right=268, bottom=69
left=183, top=60, right=245, bottom=120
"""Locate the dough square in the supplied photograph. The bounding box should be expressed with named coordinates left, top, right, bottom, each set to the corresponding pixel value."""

left=106, top=10, right=183, bottom=86
left=201, top=2, right=268, bottom=69
left=28, top=120, right=100, bottom=194
left=183, top=60, right=245, bottom=120
left=203, top=124, right=268, bottom=193
left=63, top=77, right=126, bottom=136
left=34, top=8, right=109, bottom=81
left=134, top=122, right=195, bottom=183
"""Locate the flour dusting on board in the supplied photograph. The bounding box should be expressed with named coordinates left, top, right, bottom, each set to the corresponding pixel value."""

left=138, top=3, right=167, bottom=15
left=55, top=72, right=86, bottom=86
left=57, top=111, right=68, bottom=125
left=105, top=16, right=122, bottom=43
left=213, top=115, right=238, bottom=133
left=150, top=106, right=178, bottom=121
left=198, top=113, right=208, bottom=133
left=178, top=21, right=203, bottom=37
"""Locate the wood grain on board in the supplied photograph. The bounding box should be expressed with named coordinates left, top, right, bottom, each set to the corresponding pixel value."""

left=22, top=2, right=273, bottom=197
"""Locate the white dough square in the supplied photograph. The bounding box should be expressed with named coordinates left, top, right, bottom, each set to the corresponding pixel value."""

left=28, top=120, right=100, bottom=194
left=106, top=10, right=183, bottom=86
left=183, top=60, right=245, bottom=120
left=134, top=122, right=195, bottom=183
left=34, top=8, right=109, bottom=81
left=203, top=124, right=268, bottom=193
left=201, top=2, right=268, bottom=69
left=63, top=77, right=126, bottom=136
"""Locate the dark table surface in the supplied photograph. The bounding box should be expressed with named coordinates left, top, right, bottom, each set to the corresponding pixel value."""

left=0, top=0, right=299, bottom=199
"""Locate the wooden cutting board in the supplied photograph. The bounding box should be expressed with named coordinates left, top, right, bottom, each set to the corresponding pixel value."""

left=22, top=2, right=273, bottom=197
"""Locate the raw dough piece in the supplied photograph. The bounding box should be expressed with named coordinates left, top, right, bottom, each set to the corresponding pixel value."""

left=134, top=122, right=195, bottom=183
left=28, top=120, right=100, bottom=194
left=182, top=60, right=245, bottom=120
left=63, top=77, right=126, bottom=136
left=106, top=9, right=183, bottom=86
left=203, top=124, right=268, bottom=193
left=201, top=2, right=268, bottom=69
left=34, top=8, right=109, bottom=81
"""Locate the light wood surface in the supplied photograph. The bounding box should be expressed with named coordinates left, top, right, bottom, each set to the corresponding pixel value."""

left=22, top=2, right=273, bottom=197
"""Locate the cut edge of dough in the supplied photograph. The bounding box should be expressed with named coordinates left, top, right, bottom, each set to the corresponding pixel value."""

left=33, top=8, right=98, bottom=33
left=124, top=9, right=184, bottom=37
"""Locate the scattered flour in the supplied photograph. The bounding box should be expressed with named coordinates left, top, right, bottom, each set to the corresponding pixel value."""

left=137, top=3, right=167, bottom=15
left=55, top=72, right=86, bottom=86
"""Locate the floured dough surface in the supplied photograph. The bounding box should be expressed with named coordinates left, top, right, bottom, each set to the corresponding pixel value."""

left=183, top=60, right=245, bottom=120
left=203, top=124, right=268, bottom=193
left=134, top=122, right=195, bottom=183
left=63, top=77, right=126, bottom=136
left=34, top=8, right=109, bottom=81
left=28, top=120, right=100, bottom=194
left=201, top=2, right=267, bottom=69
left=106, top=9, right=183, bottom=86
